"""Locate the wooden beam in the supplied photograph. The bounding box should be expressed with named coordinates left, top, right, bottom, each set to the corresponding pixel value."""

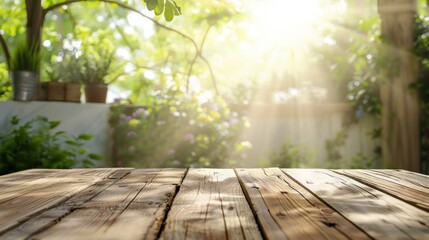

left=378, top=0, right=420, bottom=172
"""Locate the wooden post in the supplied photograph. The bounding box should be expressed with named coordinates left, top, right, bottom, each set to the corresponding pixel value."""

left=378, top=0, right=420, bottom=172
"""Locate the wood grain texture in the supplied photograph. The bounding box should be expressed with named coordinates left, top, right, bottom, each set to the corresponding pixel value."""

left=236, top=168, right=370, bottom=240
left=0, top=169, right=132, bottom=240
left=0, top=169, right=116, bottom=234
left=372, top=169, right=429, bottom=188
left=0, top=169, right=61, bottom=182
left=32, top=168, right=186, bottom=240
left=335, top=169, right=429, bottom=212
left=161, top=168, right=262, bottom=240
left=284, top=169, right=429, bottom=239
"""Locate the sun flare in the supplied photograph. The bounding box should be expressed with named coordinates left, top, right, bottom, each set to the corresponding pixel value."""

left=250, top=0, right=323, bottom=48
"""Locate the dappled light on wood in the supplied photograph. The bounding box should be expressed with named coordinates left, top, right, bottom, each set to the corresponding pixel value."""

left=2, top=168, right=428, bottom=239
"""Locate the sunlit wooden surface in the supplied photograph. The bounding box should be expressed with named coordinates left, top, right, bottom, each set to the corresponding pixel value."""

left=0, top=168, right=428, bottom=239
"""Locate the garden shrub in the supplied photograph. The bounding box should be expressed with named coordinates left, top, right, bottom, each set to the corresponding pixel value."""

left=262, top=140, right=316, bottom=168
left=0, top=116, right=101, bottom=174
left=110, top=87, right=251, bottom=168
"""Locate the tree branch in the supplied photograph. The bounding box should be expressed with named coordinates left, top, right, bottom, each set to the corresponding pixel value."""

left=185, top=26, right=218, bottom=94
left=198, top=53, right=218, bottom=94
left=44, top=0, right=218, bottom=93
left=0, top=33, right=11, bottom=70
left=43, top=0, right=198, bottom=50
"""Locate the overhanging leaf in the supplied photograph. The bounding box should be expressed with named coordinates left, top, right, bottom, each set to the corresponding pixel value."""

left=154, top=0, right=164, bottom=15
left=172, top=0, right=181, bottom=15
left=164, top=0, right=174, bottom=21
left=145, top=0, right=158, bottom=11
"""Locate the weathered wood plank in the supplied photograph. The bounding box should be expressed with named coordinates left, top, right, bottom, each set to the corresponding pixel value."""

left=236, top=168, right=370, bottom=240
left=0, top=168, right=115, bottom=204
left=284, top=169, right=429, bottom=239
left=161, top=168, right=262, bottom=240
left=0, top=169, right=61, bottom=182
left=0, top=169, right=132, bottom=240
left=372, top=169, right=429, bottom=189
left=335, top=169, right=429, bottom=212
left=0, top=169, right=62, bottom=202
left=0, top=169, right=116, bottom=234
left=32, top=169, right=186, bottom=240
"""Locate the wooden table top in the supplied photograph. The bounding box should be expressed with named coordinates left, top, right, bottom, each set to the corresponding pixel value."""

left=0, top=168, right=428, bottom=239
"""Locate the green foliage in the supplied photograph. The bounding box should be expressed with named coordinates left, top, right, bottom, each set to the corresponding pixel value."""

left=324, top=129, right=380, bottom=168
left=413, top=15, right=429, bottom=173
left=0, top=116, right=101, bottom=175
left=79, top=50, right=115, bottom=85
left=262, top=140, right=315, bottom=168
left=145, top=0, right=181, bottom=21
left=10, top=41, right=41, bottom=72
left=314, top=13, right=384, bottom=116
left=349, top=152, right=378, bottom=169
left=110, top=87, right=250, bottom=168
left=45, top=49, right=79, bottom=83
left=0, top=62, right=11, bottom=100
left=325, top=130, right=347, bottom=167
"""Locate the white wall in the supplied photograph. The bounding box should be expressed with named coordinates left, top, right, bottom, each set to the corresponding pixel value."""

left=241, top=103, right=380, bottom=166
left=0, top=102, right=380, bottom=168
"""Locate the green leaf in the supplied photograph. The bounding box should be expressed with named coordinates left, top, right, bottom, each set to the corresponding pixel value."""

left=54, top=131, right=66, bottom=137
left=164, top=0, right=174, bottom=21
left=11, top=116, right=19, bottom=125
left=172, top=0, right=181, bottom=15
left=77, top=147, right=87, bottom=154
left=83, top=159, right=95, bottom=168
left=65, top=140, right=79, bottom=146
left=89, top=153, right=103, bottom=160
left=78, top=134, right=93, bottom=140
left=145, top=0, right=157, bottom=11
left=49, top=121, right=60, bottom=129
left=154, top=0, right=164, bottom=15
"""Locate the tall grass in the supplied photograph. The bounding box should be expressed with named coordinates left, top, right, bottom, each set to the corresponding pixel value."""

left=10, top=42, right=41, bottom=72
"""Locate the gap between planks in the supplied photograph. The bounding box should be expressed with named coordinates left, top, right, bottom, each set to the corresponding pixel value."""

left=235, top=168, right=371, bottom=240
left=0, top=169, right=132, bottom=240
left=283, top=169, right=429, bottom=240
left=29, top=169, right=187, bottom=240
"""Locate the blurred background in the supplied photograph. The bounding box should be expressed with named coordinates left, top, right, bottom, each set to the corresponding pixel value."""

left=0, top=0, right=428, bottom=174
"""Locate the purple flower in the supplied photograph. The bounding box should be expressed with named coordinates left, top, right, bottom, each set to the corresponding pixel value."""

left=156, top=120, right=166, bottom=126
left=167, top=149, right=176, bottom=155
left=183, top=133, right=195, bottom=142
left=133, top=108, right=148, bottom=118
left=127, top=131, right=137, bottom=138
left=120, top=114, right=128, bottom=120
left=120, top=114, right=132, bottom=122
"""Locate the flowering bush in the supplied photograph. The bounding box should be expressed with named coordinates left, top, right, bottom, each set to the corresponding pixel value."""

left=110, top=87, right=251, bottom=168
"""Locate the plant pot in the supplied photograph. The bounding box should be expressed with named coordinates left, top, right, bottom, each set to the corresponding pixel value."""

left=84, top=84, right=108, bottom=103
left=65, top=83, right=81, bottom=103
left=47, top=82, right=66, bottom=101
left=36, top=82, right=48, bottom=101
left=11, top=71, right=37, bottom=101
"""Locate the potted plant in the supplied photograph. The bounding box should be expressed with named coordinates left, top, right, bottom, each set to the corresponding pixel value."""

left=10, top=42, right=41, bottom=101
left=45, top=66, right=66, bottom=101
left=63, top=51, right=82, bottom=103
left=81, top=49, right=114, bottom=103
